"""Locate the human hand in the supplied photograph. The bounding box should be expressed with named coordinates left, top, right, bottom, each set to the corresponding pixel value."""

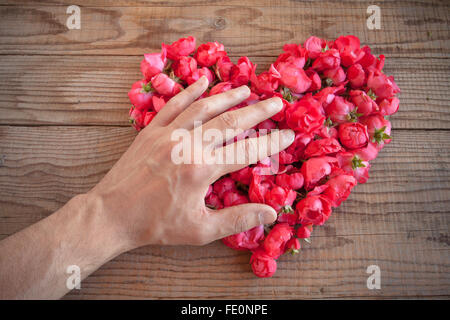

left=87, top=76, right=295, bottom=251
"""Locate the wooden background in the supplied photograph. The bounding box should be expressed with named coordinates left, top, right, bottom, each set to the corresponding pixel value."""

left=0, top=0, right=449, bottom=299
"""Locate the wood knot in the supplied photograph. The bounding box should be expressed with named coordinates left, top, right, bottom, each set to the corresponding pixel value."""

left=213, top=17, right=227, bottom=30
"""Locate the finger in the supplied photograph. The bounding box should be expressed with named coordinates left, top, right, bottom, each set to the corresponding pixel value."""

left=207, top=203, right=277, bottom=239
left=207, top=129, right=295, bottom=181
left=200, top=97, right=283, bottom=145
left=171, top=85, right=251, bottom=129
left=152, top=76, right=209, bottom=127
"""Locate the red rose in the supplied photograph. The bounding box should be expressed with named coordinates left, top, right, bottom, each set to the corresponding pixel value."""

left=230, top=167, right=253, bottom=185
left=359, top=46, right=385, bottom=71
left=140, top=48, right=167, bottom=80
left=187, top=67, right=214, bottom=86
left=250, top=248, right=277, bottom=278
left=275, top=51, right=311, bottom=94
left=303, top=138, right=343, bottom=158
left=286, top=96, right=325, bottom=133
left=162, top=36, right=196, bottom=60
left=223, top=190, right=249, bottom=207
left=205, top=192, right=223, bottom=210
left=312, top=49, right=341, bottom=71
left=129, top=106, right=145, bottom=131
left=213, top=177, right=237, bottom=199
left=325, top=96, right=357, bottom=124
left=275, top=172, right=304, bottom=190
left=354, top=141, right=379, bottom=161
left=338, top=122, right=369, bottom=149
left=152, top=95, right=167, bottom=112
left=151, top=73, right=182, bottom=97
left=263, top=223, right=293, bottom=258
left=285, top=238, right=301, bottom=254
left=336, top=152, right=370, bottom=184
left=333, top=35, right=365, bottom=67
left=250, top=64, right=281, bottom=95
left=378, top=97, right=399, bottom=116
left=296, top=195, right=332, bottom=226
left=347, top=64, right=366, bottom=88
left=296, top=225, right=312, bottom=239
left=143, top=111, right=157, bottom=127
left=264, top=186, right=297, bottom=212
left=173, top=56, right=197, bottom=80
left=128, top=79, right=154, bottom=111
left=301, top=156, right=338, bottom=190
left=194, top=42, right=227, bottom=67
left=367, top=69, right=400, bottom=100
left=209, top=81, right=233, bottom=96
left=216, top=56, right=234, bottom=81
left=349, top=90, right=378, bottom=116
left=359, top=114, right=392, bottom=148
left=222, top=225, right=264, bottom=251
left=322, top=173, right=357, bottom=207
left=230, top=56, right=254, bottom=86
left=304, top=36, right=327, bottom=59
left=305, top=69, right=322, bottom=92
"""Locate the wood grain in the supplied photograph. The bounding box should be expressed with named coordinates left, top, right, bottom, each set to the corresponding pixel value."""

left=0, top=126, right=448, bottom=298
left=0, top=1, right=448, bottom=57
left=0, top=0, right=448, bottom=299
left=0, top=55, right=448, bottom=129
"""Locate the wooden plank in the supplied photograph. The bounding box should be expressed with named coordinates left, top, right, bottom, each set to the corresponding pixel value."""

left=0, top=55, right=448, bottom=129
left=0, top=2, right=447, bottom=57
left=0, top=125, right=448, bottom=298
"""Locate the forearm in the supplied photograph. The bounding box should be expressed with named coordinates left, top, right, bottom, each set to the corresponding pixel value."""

left=0, top=193, right=129, bottom=299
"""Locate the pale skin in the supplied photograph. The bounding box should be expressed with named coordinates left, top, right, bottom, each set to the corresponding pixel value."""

left=0, top=76, right=295, bottom=299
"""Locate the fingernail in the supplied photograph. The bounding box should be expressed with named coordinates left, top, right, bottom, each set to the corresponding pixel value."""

left=259, top=210, right=276, bottom=225
left=269, top=97, right=283, bottom=112
left=280, top=129, right=295, bottom=145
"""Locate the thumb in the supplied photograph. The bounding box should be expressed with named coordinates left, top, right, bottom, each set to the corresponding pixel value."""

left=208, top=203, right=277, bottom=240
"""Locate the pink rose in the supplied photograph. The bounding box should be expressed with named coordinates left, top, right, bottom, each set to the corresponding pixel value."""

left=296, top=195, right=332, bottom=226
left=250, top=248, right=277, bottom=278
left=194, top=42, right=227, bottom=67
left=162, top=36, right=196, bottom=60
left=338, top=122, right=369, bottom=149
left=140, top=48, right=167, bottom=80
left=151, top=73, right=182, bottom=97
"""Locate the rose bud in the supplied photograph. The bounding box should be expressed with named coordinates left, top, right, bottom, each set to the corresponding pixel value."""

left=285, top=238, right=301, bottom=254
left=285, top=97, right=325, bottom=133
left=378, top=97, right=400, bottom=116
left=296, top=225, right=312, bottom=239
left=205, top=191, right=223, bottom=210
left=322, top=173, right=357, bottom=207
left=223, top=190, right=249, bottom=207
left=336, top=152, right=371, bottom=184
left=301, top=156, right=338, bottom=190
left=213, top=177, right=237, bottom=199
left=323, top=67, right=346, bottom=86
left=296, top=195, right=332, bottom=226
left=187, top=67, right=214, bottom=86
left=140, top=47, right=167, bottom=80
left=338, top=122, right=369, bottom=149
left=264, top=186, right=297, bottom=213
left=303, top=137, right=343, bottom=158
left=306, top=69, right=322, bottom=92
left=347, top=64, right=366, bottom=88
left=325, top=96, right=358, bottom=124
left=143, top=111, right=157, bottom=127
left=250, top=64, right=281, bottom=95
left=150, top=73, right=183, bottom=97
left=194, top=42, right=227, bottom=67
left=304, top=36, right=327, bottom=59
left=367, top=69, right=400, bottom=99
left=250, top=248, right=277, bottom=278
left=333, top=35, right=365, bottom=67
left=230, top=56, right=254, bottom=86
left=359, top=113, right=392, bottom=149
left=222, top=225, right=265, bottom=251
left=172, top=56, right=197, bottom=81
left=275, top=172, right=304, bottom=190
left=263, top=223, right=294, bottom=258
left=129, top=106, right=145, bottom=131
left=162, top=36, right=196, bottom=60
left=216, top=56, right=234, bottom=81
left=359, top=46, right=385, bottom=71
left=349, top=90, right=378, bottom=116
left=312, top=49, right=341, bottom=71
left=128, top=79, right=154, bottom=111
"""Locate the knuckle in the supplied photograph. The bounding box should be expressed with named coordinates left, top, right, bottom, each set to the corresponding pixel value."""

left=234, top=214, right=249, bottom=233
left=220, top=111, right=238, bottom=129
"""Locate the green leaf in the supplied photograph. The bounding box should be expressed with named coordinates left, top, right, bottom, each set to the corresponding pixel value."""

left=351, top=155, right=366, bottom=170
left=373, top=126, right=391, bottom=143
left=367, top=89, right=377, bottom=100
